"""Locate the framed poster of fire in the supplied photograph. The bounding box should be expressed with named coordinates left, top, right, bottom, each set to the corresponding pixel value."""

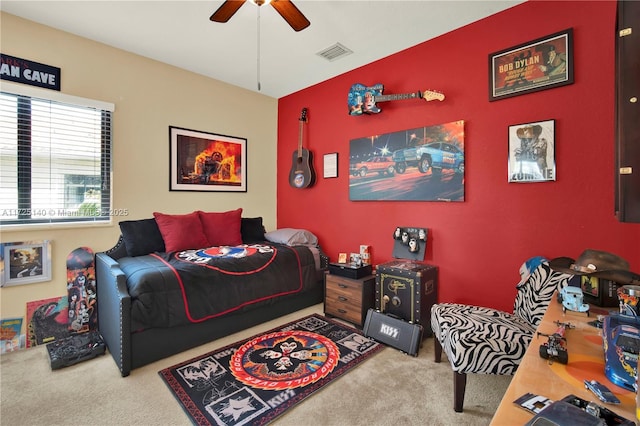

left=169, top=126, right=247, bottom=192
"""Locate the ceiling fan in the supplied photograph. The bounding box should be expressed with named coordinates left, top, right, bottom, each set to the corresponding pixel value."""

left=210, top=0, right=311, bottom=32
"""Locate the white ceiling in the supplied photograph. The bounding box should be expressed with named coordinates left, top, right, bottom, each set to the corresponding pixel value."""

left=1, top=0, right=523, bottom=98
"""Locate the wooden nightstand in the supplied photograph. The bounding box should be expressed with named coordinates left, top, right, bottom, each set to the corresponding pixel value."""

left=324, top=273, right=375, bottom=327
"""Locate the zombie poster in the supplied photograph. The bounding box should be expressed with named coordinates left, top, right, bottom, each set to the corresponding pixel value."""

left=490, top=29, right=573, bottom=101
left=508, top=119, right=556, bottom=183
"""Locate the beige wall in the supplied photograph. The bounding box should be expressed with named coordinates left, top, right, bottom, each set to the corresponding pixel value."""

left=0, top=13, right=278, bottom=323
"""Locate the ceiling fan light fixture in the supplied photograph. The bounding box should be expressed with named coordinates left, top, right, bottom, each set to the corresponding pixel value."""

left=251, top=0, right=272, bottom=6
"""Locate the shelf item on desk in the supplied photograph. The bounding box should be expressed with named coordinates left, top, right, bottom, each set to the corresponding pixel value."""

left=603, top=312, right=640, bottom=392
left=558, top=286, right=590, bottom=316
left=584, top=380, right=621, bottom=405
left=513, top=392, right=553, bottom=415
left=537, top=320, right=574, bottom=365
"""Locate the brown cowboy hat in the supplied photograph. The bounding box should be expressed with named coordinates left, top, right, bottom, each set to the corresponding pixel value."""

left=549, top=249, right=640, bottom=285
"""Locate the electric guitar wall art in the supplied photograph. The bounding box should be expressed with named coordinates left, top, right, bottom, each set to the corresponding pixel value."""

left=289, top=107, right=315, bottom=189
left=347, top=83, right=444, bottom=116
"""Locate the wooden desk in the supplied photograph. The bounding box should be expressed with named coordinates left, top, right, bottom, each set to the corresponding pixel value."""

left=491, top=296, right=637, bottom=425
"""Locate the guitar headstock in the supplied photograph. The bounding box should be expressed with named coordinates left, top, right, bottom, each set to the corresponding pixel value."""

left=422, top=90, right=445, bottom=102
left=299, top=107, right=308, bottom=123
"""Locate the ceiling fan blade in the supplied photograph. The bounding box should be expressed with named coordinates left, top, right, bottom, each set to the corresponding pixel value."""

left=210, top=0, right=247, bottom=23
left=270, top=0, right=310, bottom=32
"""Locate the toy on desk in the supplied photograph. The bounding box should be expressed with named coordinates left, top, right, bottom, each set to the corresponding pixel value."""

left=558, top=394, right=634, bottom=426
left=538, top=320, right=574, bottom=365
left=557, top=286, right=590, bottom=316
left=617, top=285, right=640, bottom=317
left=602, top=312, right=640, bottom=392
left=584, top=379, right=621, bottom=404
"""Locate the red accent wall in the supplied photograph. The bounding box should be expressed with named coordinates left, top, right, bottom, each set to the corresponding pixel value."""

left=276, top=0, right=640, bottom=312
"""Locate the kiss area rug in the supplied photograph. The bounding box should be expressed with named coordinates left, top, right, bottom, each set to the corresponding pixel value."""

left=159, top=314, right=384, bottom=426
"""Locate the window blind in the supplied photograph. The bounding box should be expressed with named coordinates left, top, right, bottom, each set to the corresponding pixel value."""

left=0, top=85, right=113, bottom=226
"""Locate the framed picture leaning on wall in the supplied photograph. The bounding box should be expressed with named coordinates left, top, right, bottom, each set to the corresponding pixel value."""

left=508, top=119, right=556, bottom=183
left=1, top=240, right=52, bottom=287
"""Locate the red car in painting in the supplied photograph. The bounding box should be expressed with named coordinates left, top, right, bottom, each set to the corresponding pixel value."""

left=350, top=156, right=395, bottom=177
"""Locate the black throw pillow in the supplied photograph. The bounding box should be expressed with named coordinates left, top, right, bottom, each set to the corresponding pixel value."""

left=119, top=218, right=166, bottom=257
left=241, top=217, right=266, bottom=243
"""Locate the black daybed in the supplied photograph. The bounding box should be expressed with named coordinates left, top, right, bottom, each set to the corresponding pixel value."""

left=96, top=210, right=327, bottom=376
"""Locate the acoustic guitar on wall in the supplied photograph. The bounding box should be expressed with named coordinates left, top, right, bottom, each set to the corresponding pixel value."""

left=289, top=107, right=315, bottom=189
left=347, top=83, right=445, bottom=116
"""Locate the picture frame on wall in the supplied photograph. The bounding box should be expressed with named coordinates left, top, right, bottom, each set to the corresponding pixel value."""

left=1, top=240, right=52, bottom=287
left=489, top=28, right=573, bottom=101
left=323, top=153, right=338, bottom=178
left=169, top=126, right=247, bottom=192
left=349, top=120, right=465, bottom=201
left=508, top=119, right=556, bottom=183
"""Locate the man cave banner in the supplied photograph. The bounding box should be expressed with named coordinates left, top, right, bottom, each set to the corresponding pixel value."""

left=349, top=120, right=464, bottom=202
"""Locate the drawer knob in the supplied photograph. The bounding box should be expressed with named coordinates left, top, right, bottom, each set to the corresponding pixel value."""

left=338, top=283, right=348, bottom=288
left=338, top=296, right=348, bottom=302
left=338, top=309, right=347, bottom=314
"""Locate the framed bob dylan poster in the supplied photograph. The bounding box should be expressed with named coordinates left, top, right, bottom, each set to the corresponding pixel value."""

left=508, top=119, right=555, bottom=183
left=349, top=120, right=464, bottom=201
left=170, top=126, right=247, bottom=192
left=1, top=240, right=52, bottom=287
left=489, top=28, right=573, bottom=101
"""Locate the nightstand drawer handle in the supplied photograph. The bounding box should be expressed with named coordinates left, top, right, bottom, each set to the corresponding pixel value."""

left=338, top=309, right=347, bottom=314
left=338, top=283, right=348, bottom=288
left=338, top=296, right=348, bottom=302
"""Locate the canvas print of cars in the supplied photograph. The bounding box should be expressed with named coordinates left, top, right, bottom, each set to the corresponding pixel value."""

left=349, top=121, right=464, bottom=201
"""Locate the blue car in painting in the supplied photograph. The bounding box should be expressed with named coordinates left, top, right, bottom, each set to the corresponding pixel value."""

left=392, top=142, right=464, bottom=177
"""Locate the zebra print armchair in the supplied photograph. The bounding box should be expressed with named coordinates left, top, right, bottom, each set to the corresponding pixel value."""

left=430, top=262, right=572, bottom=412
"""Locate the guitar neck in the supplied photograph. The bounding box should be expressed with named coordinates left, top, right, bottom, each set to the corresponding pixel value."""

left=297, top=108, right=308, bottom=158
left=297, top=122, right=304, bottom=157
left=374, top=92, right=422, bottom=103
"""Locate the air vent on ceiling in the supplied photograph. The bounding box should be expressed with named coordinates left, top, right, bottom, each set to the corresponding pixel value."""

left=316, top=42, right=353, bottom=62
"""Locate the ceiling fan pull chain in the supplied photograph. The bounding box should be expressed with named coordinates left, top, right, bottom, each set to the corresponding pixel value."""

left=257, top=6, right=261, bottom=91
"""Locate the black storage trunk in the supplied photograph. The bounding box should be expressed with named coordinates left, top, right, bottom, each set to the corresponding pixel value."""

left=375, top=260, right=438, bottom=336
left=328, top=262, right=372, bottom=279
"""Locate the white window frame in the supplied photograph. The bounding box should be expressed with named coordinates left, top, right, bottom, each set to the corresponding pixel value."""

left=0, top=81, right=115, bottom=229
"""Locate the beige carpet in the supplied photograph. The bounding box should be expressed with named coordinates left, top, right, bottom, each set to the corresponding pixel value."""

left=0, top=304, right=511, bottom=425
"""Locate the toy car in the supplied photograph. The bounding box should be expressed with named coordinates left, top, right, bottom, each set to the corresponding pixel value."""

left=538, top=320, right=573, bottom=364
left=602, top=312, right=640, bottom=391
left=392, top=141, right=464, bottom=176
left=584, top=379, right=620, bottom=404
left=557, top=286, right=590, bottom=316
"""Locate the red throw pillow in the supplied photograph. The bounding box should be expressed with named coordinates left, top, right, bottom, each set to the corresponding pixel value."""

left=153, top=211, right=209, bottom=252
left=198, top=208, right=243, bottom=246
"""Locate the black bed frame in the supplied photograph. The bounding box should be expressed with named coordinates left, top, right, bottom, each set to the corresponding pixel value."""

left=96, top=237, right=325, bottom=377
